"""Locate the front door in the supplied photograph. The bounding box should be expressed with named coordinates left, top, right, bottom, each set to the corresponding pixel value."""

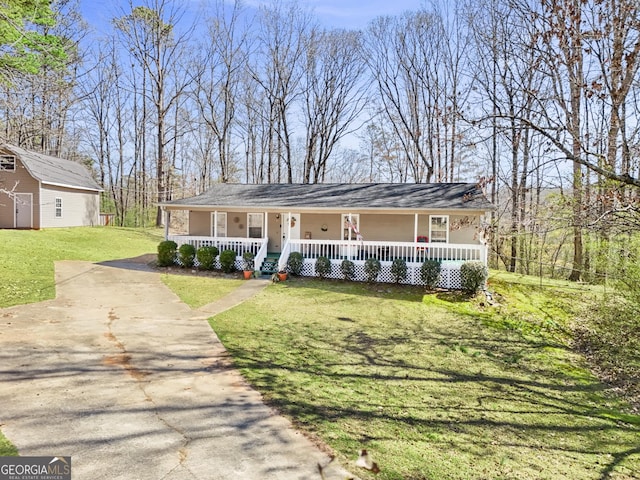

left=15, top=193, right=33, bottom=229
left=282, top=213, right=301, bottom=249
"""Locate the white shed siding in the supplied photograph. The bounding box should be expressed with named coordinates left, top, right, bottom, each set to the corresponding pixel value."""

left=40, top=185, right=100, bottom=228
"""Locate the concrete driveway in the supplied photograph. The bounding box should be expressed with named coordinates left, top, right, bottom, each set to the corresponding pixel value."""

left=0, top=260, right=353, bottom=479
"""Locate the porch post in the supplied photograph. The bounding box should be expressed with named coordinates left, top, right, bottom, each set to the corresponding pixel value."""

left=163, top=208, right=169, bottom=240
left=264, top=211, right=268, bottom=239
left=413, top=213, right=418, bottom=283
left=348, top=213, right=353, bottom=260
left=287, top=211, right=292, bottom=242
left=413, top=214, right=418, bottom=260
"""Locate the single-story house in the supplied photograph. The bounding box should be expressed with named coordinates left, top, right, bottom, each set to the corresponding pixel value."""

left=0, top=144, right=102, bottom=229
left=160, top=183, right=493, bottom=287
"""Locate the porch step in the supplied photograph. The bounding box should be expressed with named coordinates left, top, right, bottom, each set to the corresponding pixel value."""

left=260, top=255, right=280, bottom=275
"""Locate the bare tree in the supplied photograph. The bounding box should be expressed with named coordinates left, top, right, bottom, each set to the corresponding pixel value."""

left=238, top=71, right=268, bottom=183
left=80, top=39, right=133, bottom=225
left=251, top=1, right=313, bottom=183
left=113, top=0, right=193, bottom=226
left=0, top=0, right=85, bottom=156
left=365, top=8, right=473, bottom=183
left=468, top=0, right=547, bottom=272
left=302, top=28, right=367, bottom=183
left=190, top=0, right=250, bottom=184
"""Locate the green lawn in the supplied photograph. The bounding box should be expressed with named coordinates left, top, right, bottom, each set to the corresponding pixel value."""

left=2, top=228, right=638, bottom=476
left=0, top=227, right=162, bottom=308
left=209, top=276, right=640, bottom=480
left=160, top=273, right=244, bottom=309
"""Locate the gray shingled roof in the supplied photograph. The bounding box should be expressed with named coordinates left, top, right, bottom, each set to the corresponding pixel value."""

left=163, top=183, right=493, bottom=211
left=2, top=143, right=102, bottom=192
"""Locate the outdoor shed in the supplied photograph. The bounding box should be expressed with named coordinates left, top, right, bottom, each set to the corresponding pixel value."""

left=160, top=183, right=493, bottom=287
left=0, top=144, right=102, bottom=229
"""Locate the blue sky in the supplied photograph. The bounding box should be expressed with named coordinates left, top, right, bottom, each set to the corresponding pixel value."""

left=79, top=0, right=424, bottom=33
left=249, top=0, right=423, bottom=28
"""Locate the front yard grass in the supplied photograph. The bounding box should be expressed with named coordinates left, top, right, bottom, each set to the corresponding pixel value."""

left=0, top=227, right=162, bottom=308
left=160, top=273, right=243, bottom=309
left=209, top=276, right=640, bottom=480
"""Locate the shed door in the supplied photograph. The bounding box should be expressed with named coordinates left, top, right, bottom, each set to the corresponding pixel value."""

left=15, top=193, right=33, bottom=229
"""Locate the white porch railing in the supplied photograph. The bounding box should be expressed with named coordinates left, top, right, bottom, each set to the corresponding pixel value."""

left=168, top=235, right=263, bottom=255
left=168, top=235, right=267, bottom=270
left=166, top=235, right=486, bottom=287
left=167, top=235, right=486, bottom=265
left=286, top=239, right=486, bottom=264
left=281, top=239, right=486, bottom=288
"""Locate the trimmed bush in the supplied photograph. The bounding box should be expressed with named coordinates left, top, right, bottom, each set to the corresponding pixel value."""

left=287, top=251, right=304, bottom=276
left=219, top=249, right=238, bottom=273
left=420, top=260, right=441, bottom=290
left=341, top=259, right=355, bottom=281
left=460, top=261, right=488, bottom=294
left=157, top=240, right=177, bottom=267
left=391, top=258, right=408, bottom=284
left=364, top=257, right=381, bottom=283
left=178, top=243, right=196, bottom=268
left=315, top=256, right=332, bottom=279
left=196, top=246, right=219, bottom=270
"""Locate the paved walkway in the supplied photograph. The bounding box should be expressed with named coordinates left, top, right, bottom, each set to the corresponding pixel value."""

left=0, top=260, right=353, bottom=479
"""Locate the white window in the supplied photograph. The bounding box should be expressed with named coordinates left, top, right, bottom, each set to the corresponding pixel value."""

left=247, top=213, right=263, bottom=238
left=429, top=215, right=449, bottom=243
left=0, top=155, right=15, bottom=171
left=55, top=197, right=63, bottom=218
left=211, top=211, right=227, bottom=237
left=341, top=214, right=361, bottom=240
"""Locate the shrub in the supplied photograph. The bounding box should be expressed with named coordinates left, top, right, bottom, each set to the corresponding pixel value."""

left=391, top=258, right=408, bottom=284
left=364, top=257, right=381, bottom=283
left=575, top=241, right=640, bottom=403
left=341, top=259, right=355, bottom=281
left=196, top=246, right=219, bottom=270
left=421, top=260, right=441, bottom=290
left=178, top=244, right=196, bottom=268
left=219, top=249, right=238, bottom=273
left=577, top=295, right=640, bottom=402
left=242, top=251, right=255, bottom=271
left=157, top=240, right=177, bottom=267
left=315, top=256, right=332, bottom=279
left=287, top=251, right=304, bottom=276
left=460, top=261, right=488, bottom=294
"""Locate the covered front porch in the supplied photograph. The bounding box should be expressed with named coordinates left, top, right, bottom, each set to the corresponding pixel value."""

left=166, top=230, right=487, bottom=289
left=160, top=182, right=492, bottom=288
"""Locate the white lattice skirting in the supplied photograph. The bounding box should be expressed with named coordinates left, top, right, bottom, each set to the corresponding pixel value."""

left=299, top=259, right=464, bottom=289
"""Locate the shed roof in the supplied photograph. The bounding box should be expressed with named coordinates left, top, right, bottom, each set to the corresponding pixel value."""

left=1, top=143, right=102, bottom=192
left=162, top=183, right=493, bottom=211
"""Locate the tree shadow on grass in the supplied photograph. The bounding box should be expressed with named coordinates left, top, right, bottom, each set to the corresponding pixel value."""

left=214, top=309, right=640, bottom=479
left=281, top=276, right=429, bottom=303
left=233, top=349, right=640, bottom=479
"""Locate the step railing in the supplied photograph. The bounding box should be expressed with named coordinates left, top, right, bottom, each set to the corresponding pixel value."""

left=253, top=238, right=269, bottom=273
left=278, top=241, right=292, bottom=272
